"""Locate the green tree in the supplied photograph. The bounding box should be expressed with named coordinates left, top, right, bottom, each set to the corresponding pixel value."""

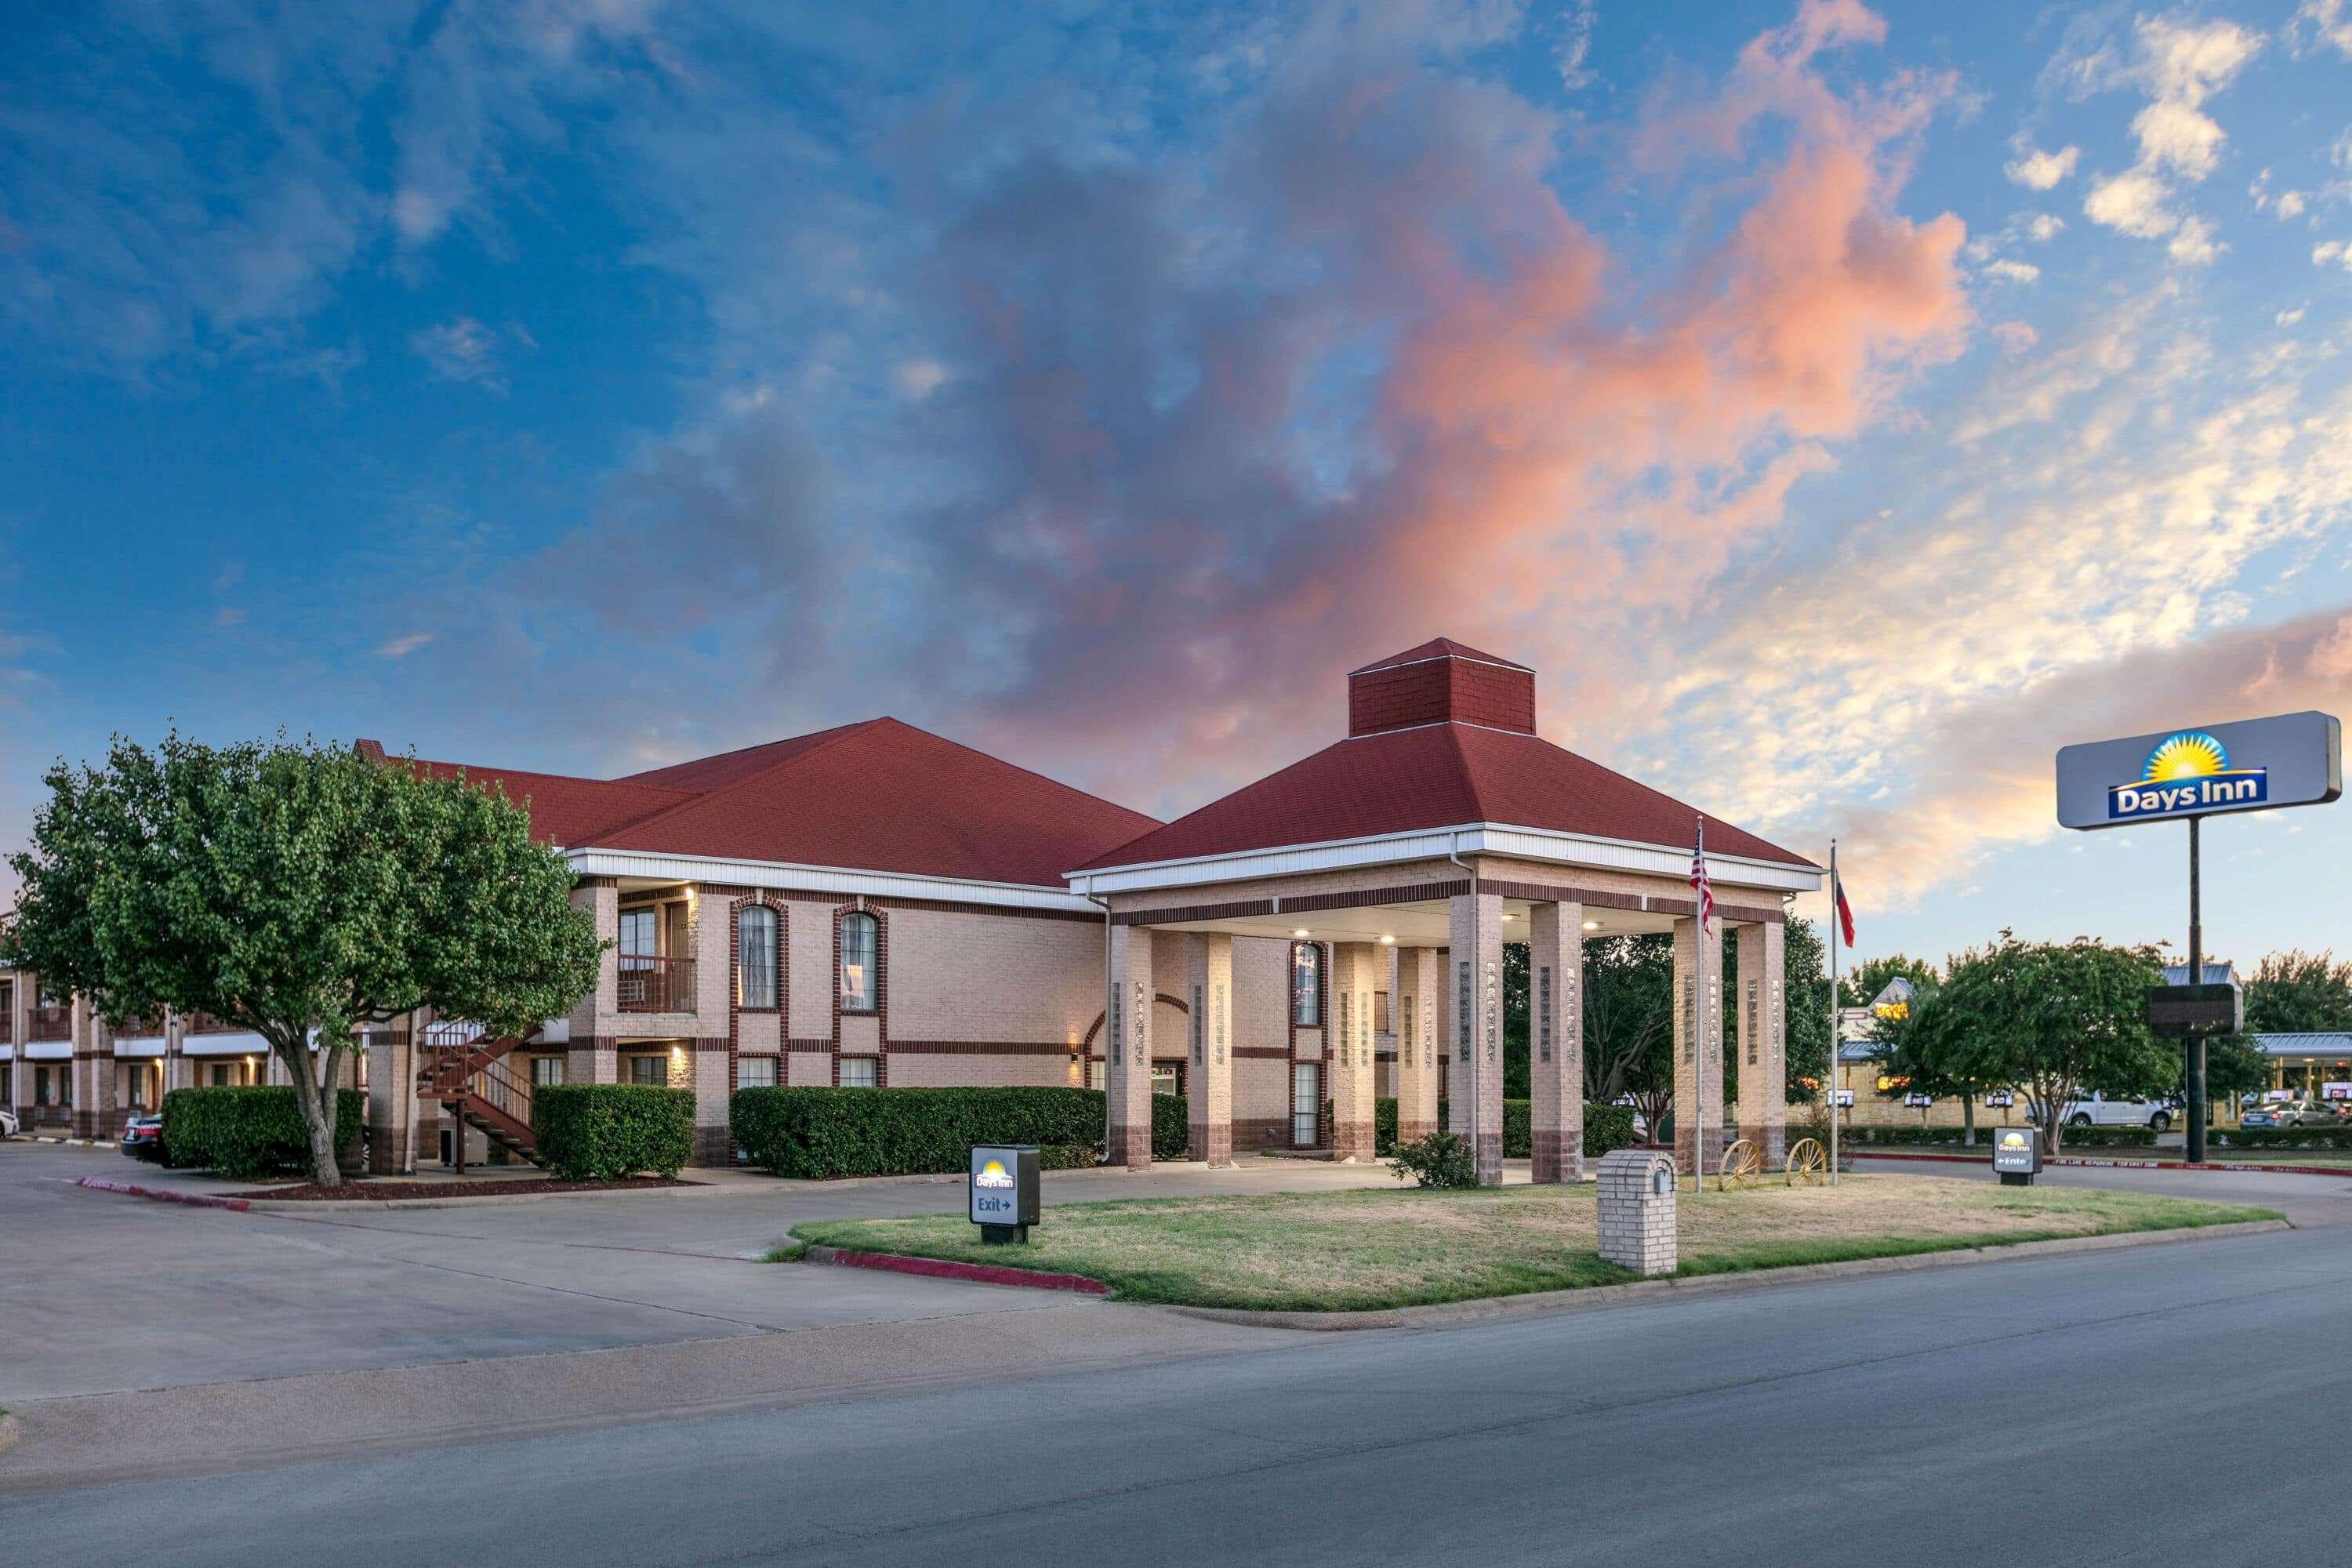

left=2243, top=949, right=2352, bottom=1034
left=1868, top=973, right=1998, bottom=1145
left=1784, top=917, right=1833, bottom=1105
left=1581, top=933, right=1674, bottom=1127
left=1835, top=953, right=1938, bottom=1007
left=1502, top=941, right=1530, bottom=1099
left=0, top=735, right=604, bottom=1185
left=1893, top=932, right=2171, bottom=1156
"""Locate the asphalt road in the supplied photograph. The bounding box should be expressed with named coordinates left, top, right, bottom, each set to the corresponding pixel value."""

left=9, top=1200, right=2347, bottom=1565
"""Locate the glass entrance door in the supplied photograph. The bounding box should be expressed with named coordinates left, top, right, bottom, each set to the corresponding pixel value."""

left=1293, top=1062, right=1321, bottom=1148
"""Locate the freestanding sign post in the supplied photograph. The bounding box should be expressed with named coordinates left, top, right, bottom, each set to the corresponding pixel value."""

left=2056, top=712, right=2340, bottom=1163
left=1991, top=1127, right=2042, bottom=1187
left=968, top=1145, right=1041, bottom=1244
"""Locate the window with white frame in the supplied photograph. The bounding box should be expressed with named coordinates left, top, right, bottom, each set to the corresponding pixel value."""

left=737, top=1056, right=778, bottom=1090
left=837, top=1055, right=878, bottom=1088
left=838, top=912, right=878, bottom=1013
left=1292, top=942, right=1323, bottom=1028
left=531, top=1056, right=564, bottom=1087
left=628, top=1054, right=668, bottom=1087
left=738, top=905, right=779, bottom=1009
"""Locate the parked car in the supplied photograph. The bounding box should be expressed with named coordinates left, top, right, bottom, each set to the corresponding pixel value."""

left=2057, top=1091, right=2180, bottom=1131
left=119, top=1114, right=165, bottom=1161
left=2241, top=1098, right=2342, bottom=1130
left=0, top=1106, right=17, bottom=1139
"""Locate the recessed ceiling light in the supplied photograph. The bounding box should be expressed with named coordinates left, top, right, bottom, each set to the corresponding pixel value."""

left=1292, top=928, right=1310, bottom=938
left=1501, top=913, right=1517, bottom=921
left=1378, top=935, right=1396, bottom=945
left=1582, top=920, right=1600, bottom=931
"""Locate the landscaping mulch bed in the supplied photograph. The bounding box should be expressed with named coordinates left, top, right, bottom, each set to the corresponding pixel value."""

left=225, top=1177, right=702, bottom=1200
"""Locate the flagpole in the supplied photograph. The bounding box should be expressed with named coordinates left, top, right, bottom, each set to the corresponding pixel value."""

left=1696, top=818, right=1709, bottom=1194
left=1828, top=839, right=1840, bottom=1188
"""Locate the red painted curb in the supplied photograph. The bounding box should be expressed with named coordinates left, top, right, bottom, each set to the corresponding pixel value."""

left=1851, top=1150, right=2352, bottom=1179
left=811, top=1246, right=1109, bottom=1294
left=77, top=1176, right=252, bottom=1211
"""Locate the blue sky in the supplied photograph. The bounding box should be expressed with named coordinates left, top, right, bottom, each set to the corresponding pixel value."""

left=4, top=0, right=2352, bottom=974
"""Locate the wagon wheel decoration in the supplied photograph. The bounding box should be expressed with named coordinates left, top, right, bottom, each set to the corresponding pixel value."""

left=1722, top=1138, right=1762, bottom=1185
left=1784, top=1137, right=1827, bottom=1185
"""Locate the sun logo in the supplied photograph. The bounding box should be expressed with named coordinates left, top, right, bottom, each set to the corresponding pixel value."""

left=2143, top=731, right=2229, bottom=782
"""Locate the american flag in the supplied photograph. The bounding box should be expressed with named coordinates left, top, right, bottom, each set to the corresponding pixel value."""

left=1689, top=818, right=1714, bottom=935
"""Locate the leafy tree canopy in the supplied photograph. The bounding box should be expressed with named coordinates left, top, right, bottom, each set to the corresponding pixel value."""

left=1, top=734, right=603, bottom=1183
left=1836, top=953, right=1938, bottom=1008
left=1892, top=931, right=2170, bottom=1154
left=2244, top=949, right=2352, bottom=1035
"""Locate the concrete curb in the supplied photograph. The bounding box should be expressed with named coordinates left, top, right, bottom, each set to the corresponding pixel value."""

left=802, top=1243, right=1110, bottom=1294
left=1161, top=1219, right=2295, bottom=1331
left=75, top=1177, right=250, bottom=1212
left=1856, top=1149, right=2352, bottom=1179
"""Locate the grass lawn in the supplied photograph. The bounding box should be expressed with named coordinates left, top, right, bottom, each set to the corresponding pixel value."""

left=789, top=1174, right=2278, bottom=1312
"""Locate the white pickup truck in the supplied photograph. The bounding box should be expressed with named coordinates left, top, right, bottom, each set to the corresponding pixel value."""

left=2056, top=1091, right=2177, bottom=1132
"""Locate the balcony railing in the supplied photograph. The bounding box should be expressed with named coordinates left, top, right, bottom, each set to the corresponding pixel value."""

left=616, top=953, right=695, bottom=1014
left=27, top=1002, right=73, bottom=1041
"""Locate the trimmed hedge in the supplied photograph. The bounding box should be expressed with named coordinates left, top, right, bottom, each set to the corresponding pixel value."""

left=161, top=1086, right=364, bottom=1178
left=731, top=1086, right=1189, bottom=1178
left=532, top=1084, right=694, bottom=1180
left=1374, top=1098, right=1637, bottom=1160
left=2212, top=1124, right=2352, bottom=1151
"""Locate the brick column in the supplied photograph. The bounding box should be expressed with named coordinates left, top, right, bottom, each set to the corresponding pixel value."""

left=1529, top=901, right=1585, bottom=1183
left=1328, top=942, right=1377, bottom=1162
left=70, top=995, right=106, bottom=1140
left=1396, top=947, right=1440, bottom=1145
left=1185, top=934, right=1234, bottom=1165
left=1105, top=922, right=1153, bottom=1169
left=565, top=877, right=619, bottom=1084
left=1448, top=890, right=1504, bottom=1185
left=1672, top=914, right=1726, bottom=1178
left=1735, top=920, right=1788, bottom=1163
left=368, top=1028, right=415, bottom=1175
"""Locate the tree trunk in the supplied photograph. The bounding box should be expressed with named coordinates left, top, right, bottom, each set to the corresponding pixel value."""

left=1962, top=1092, right=1976, bottom=1148
left=280, top=1040, right=344, bottom=1187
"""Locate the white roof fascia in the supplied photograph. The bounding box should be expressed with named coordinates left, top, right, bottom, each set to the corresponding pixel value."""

left=1069, top=822, right=1820, bottom=897
left=566, top=848, right=1098, bottom=914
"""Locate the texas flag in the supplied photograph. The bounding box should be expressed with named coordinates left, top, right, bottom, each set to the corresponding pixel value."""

left=1833, top=867, right=1857, bottom=949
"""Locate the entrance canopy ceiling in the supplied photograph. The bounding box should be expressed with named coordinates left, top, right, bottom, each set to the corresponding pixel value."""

left=1146, top=896, right=1684, bottom=947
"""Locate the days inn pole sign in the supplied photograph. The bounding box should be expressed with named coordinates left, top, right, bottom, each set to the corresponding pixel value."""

left=2056, top=711, right=2340, bottom=1164
left=2055, top=712, right=2339, bottom=830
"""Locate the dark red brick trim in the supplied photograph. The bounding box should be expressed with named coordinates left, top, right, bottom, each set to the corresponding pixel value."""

left=1080, top=993, right=1190, bottom=1051
left=1280, top=882, right=1470, bottom=916
left=886, top=1041, right=1074, bottom=1056
left=1111, top=898, right=1276, bottom=927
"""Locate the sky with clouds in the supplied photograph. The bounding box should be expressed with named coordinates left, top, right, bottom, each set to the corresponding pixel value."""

left=4, top=0, right=2352, bottom=971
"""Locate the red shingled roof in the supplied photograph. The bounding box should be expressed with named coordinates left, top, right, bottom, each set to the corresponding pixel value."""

left=1349, top=638, right=1532, bottom=675
left=410, top=719, right=1159, bottom=889
left=1076, top=722, right=1813, bottom=872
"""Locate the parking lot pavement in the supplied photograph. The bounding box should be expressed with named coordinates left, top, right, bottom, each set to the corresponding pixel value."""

left=0, top=1141, right=1412, bottom=1401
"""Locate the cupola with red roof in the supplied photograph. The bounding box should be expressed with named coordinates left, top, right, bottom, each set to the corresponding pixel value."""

left=1347, top=638, right=1535, bottom=737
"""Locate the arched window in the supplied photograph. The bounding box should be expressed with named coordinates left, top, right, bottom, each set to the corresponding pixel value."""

left=839, top=911, right=879, bottom=1013
left=737, top=905, right=778, bottom=1009
left=1292, top=942, right=1323, bottom=1028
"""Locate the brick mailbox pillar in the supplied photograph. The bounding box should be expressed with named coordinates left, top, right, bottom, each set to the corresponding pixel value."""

left=1596, top=1148, right=1678, bottom=1278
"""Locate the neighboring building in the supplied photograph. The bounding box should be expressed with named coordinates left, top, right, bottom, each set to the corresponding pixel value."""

left=3, top=638, right=1820, bottom=1177
left=2247, top=1033, right=2352, bottom=1099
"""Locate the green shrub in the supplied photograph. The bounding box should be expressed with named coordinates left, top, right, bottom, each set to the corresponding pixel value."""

left=731, top=1086, right=1187, bottom=1178
left=1374, top=1098, right=1637, bottom=1160
left=2211, top=1124, right=2352, bottom=1151
left=532, top=1084, right=694, bottom=1180
left=1390, top=1131, right=1480, bottom=1189
left=161, top=1087, right=364, bottom=1178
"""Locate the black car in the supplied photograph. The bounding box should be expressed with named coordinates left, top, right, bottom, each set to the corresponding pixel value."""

left=120, top=1114, right=165, bottom=1161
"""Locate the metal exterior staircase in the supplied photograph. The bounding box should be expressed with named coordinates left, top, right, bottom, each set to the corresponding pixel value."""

left=419, top=1026, right=543, bottom=1167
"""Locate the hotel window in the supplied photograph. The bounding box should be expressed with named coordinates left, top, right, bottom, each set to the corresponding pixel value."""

left=628, top=1054, right=669, bottom=1087
left=209, top=1062, right=232, bottom=1087
left=1292, top=942, right=1323, bottom=1028
left=838, top=1055, right=878, bottom=1089
left=738, top=906, right=779, bottom=1009
left=1375, top=990, right=1391, bottom=1034
left=618, top=907, right=657, bottom=958
left=839, top=912, right=878, bottom=1014
left=531, top=1056, right=564, bottom=1088
left=737, top=1056, right=779, bottom=1090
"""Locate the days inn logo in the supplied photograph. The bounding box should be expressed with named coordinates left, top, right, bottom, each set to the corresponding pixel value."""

left=2107, top=731, right=2267, bottom=821
left=1998, top=1131, right=2028, bottom=1150
left=975, top=1159, right=1014, bottom=1189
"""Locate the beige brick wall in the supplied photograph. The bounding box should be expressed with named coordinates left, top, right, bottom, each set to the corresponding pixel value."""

left=884, top=907, right=1099, bottom=1046
left=737, top=1012, right=781, bottom=1055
